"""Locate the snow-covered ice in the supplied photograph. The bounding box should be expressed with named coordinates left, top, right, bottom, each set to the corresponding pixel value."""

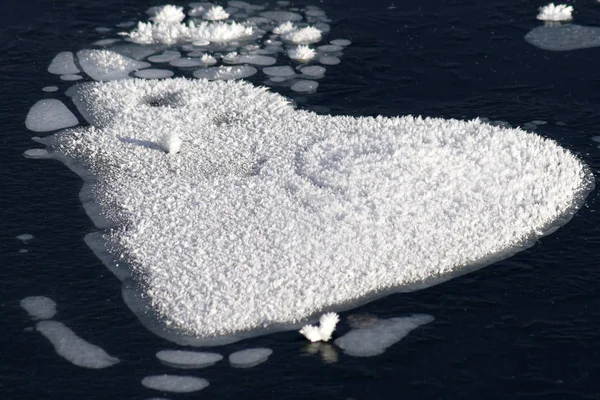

left=39, top=77, right=592, bottom=344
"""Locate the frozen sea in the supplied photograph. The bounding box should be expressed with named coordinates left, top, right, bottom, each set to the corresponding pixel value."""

left=2, top=0, right=600, bottom=399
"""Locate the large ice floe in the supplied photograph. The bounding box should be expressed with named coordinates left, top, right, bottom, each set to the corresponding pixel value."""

left=33, top=74, right=592, bottom=345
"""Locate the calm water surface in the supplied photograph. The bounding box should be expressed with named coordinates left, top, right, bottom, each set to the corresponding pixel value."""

left=2, top=0, right=599, bottom=399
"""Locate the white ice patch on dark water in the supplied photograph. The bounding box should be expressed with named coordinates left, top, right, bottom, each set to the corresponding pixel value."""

left=141, top=375, right=209, bottom=392
left=35, top=320, right=120, bottom=368
left=334, top=315, right=434, bottom=357
left=25, top=99, right=79, bottom=132
left=135, top=69, right=174, bottom=79
left=156, top=350, right=223, bottom=368
left=525, top=24, right=600, bottom=51
left=42, top=86, right=59, bottom=92
left=192, top=65, right=257, bottom=80
left=16, top=233, right=34, bottom=242
left=229, top=348, right=273, bottom=368
left=20, top=296, right=57, bottom=319
left=41, top=77, right=591, bottom=345
left=291, top=79, right=319, bottom=93
left=48, top=52, right=80, bottom=75
left=60, top=74, right=83, bottom=81
left=77, top=49, right=150, bottom=81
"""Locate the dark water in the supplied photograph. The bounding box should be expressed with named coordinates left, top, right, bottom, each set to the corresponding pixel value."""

left=2, top=0, right=600, bottom=399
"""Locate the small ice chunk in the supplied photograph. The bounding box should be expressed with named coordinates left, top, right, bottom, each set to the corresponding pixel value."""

left=192, top=39, right=210, bottom=46
left=60, top=74, right=83, bottom=81
left=116, top=21, right=136, bottom=28
left=319, top=56, right=340, bottom=65
left=77, top=49, right=150, bottom=81
left=229, top=348, right=273, bottom=368
left=330, top=39, right=351, bottom=46
left=93, top=38, right=122, bottom=46
left=300, top=65, right=325, bottom=77
left=227, top=54, right=276, bottom=66
left=334, top=315, right=434, bottom=357
left=318, top=44, right=343, bottom=52
left=24, top=149, right=49, bottom=159
left=156, top=350, right=223, bottom=368
left=263, top=66, right=295, bottom=77
left=25, top=99, right=79, bottom=132
left=95, top=27, right=112, bottom=33
left=170, top=57, right=204, bottom=67
left=35, top=320, right=120, bottom=368
left=16, top=233, right=34, bottom=241
left=135, top=69, right=174, bottom=79
left=141, top=375, right=209, bottom=393
left=193, top=65, right=257, bottom=80
left=42, top=86, right=59, bottom=92
left=288, top=45, right=316, bottom=62
left=537, top=3, right=573, bottom=22
left=48, top=52, right=80, bottom=75
left=282, top=26, right=322, bottom=44
left=148, top=51, right=181, bottom=63
left=591, top=136, right=600, bottom=143
left=20, top=296, right=57, bottom=320
left=525, top=24, right=600, bottom=51
left=260, top=11, right=303, bottom=22
left=291, top=80, right=319, bottom=93
left=204, top=5, right=229, bottom=20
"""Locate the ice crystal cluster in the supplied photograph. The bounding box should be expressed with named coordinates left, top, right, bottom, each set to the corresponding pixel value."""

left=537, top=3, right=573, bottom=22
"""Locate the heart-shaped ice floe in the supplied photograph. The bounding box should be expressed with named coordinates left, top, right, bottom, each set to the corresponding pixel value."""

left=45, top=78, right=591, bottom=344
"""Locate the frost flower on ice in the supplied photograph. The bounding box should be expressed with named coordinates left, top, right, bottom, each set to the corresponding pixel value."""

left=288, top=45, right=316, bottom=62
left=203, top=6, right=230, bottom=21
left=151, top=5, right=186, bottom=24
left=282, top=26, right=322, bottom=44
left=537, top=3, right=573, bottom=21
left=300, top=312, right=339, bottom=342
left=273, top=21, right=295, bottom=34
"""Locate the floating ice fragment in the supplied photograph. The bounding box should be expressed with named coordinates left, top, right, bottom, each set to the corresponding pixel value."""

left=300, top=312, right=339, bottom=342
left=60, top=74, right=83, bottom=81
left=48, top=52, right=80, bottom=75
left=525, top=24, right=600, bottom=51
left=204, top=5, right=229, bottom=20
left=260, top=11, right=303, bottom=22
left=156, top=350, right=223, bottom=368
left=25, top=99, right=79, bottom=132
left=151, top=5, right=186, bottom=24
left=288, top=45, right=316, bottom=62
left=335, top=315, right=434, bottom=357
left=77, top=49, right=150, bottom=81
left=170, top=57, right=204, bottom=67
left=319, top=56, right=340, bottom=65
left=263, top=65, right=295, bottom=77
left=141, top=375, right=209, bottom=393
left=16, top=233, right=34, bottom=242
left=282, top=26, right=322, bottom=44
left=318, top=44, right=343, bottom=52
left=192, top=65, right=257, bottom=79
left=135, top=69, right=174, bottom=79
left=148, top=51, right=181, bottom=63
left=300, top=65, right=325, bottom=77
left=227, top=54, right=276, bottom=66
left=42, top=86, right=59, bottom=92
left=36, top=321, right=120, bottom=368
left=93, top=38, right=122, bottom=46
left=229, top=348, right=273, bottom=368
left=291, top=79, right=319, bottom=93
left=330, top=39, right=351, bottom=46
left=20, top=296, right=57, bottom=320
left=200, top=53, right=217, bottom=65
left=537, top=3, right=573, bottom=22
left=24, top=149, right=50, bottom=159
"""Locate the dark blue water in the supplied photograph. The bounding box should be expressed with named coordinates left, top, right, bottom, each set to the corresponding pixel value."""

left=2, top=0, right=600, bottom=399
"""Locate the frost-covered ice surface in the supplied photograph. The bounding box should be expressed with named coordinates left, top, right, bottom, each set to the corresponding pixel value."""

left=20, top=296, right=57, bottom=319
left=525, top=24, right=600, bottom=51
left=77, top=50, right=150, bottom=81
left=38, top=76, right=592, bottom=344
left=537, top=3, right=573, bottom=22
left=48, top=52, right=80, bottom=75
left=156, top=350, right=223, bottom=368
left=25, top=99, right=79, bottom=132
left=334, top=315, right=434, bottom=357
left=35, top=321, right=120, bottom=368
left=229, top=348, right=273, bottom=368
left=141, top=375, right=209, bottom=392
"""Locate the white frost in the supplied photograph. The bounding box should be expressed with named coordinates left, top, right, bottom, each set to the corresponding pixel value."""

left=537, top=3, right=573, bottom=22
left=282, top=26, right=322, bottom=44
left=203, top=6, right=229, bottom=21
left=288, top=45, right=316, bottom=62
left=300, top=312, right=339, bottom=342
left=150, top=5, right=186, bottom=24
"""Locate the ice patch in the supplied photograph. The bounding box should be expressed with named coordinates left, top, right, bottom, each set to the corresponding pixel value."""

left=229, top=348, right=273, bottom=368
left=20, top=296, right=57, bottom=319
left=203, top=5, right=229, bottom=21
left=16, top=233, right=34, bottom=242
left=282, top=26, right=322, bottom=45
left=263, top=66, right=295, bottom=77
left=192, top=65, right=257, bottom=80
left=260, top=11, right=302, bottom=22
left=94, top=38, right=122, bottom=46
left=48, top=52, right=80, bottom=75
left=147, top=51, right=181, bottom=63
left=170, top=57, right=205, bottom=67
left=60, top=74, right=83, bottom=81
left=35, top=320, right=120, bottom=368
left=300, top=65, right=325, bottom=78
left=319, top=56, right=340, bottom=65
left=525, top=24, right=600, bottom=51
left=25, top=99, right=79, bottom=132
left=225, top=54, right=276, bottom=66
left=77, top=49, right=150, bottom=81
left=42, top=86, right=59, bottom=92
left=288, top=45, right=316, bottom=62
left=24, top=148, right=49, bottom=158
left=330, top=39, right=351, bottom=46
left=156, top=350, right=223, bottom=368
left=291, top=79, right=318, bottom=93
left=334, top=315, right=434, bottom=357
left=42, top=78, right=591, bottom=343
left=141, top=375, right=209, bottom=393
left=135, top=69, right=174, bottom=79
left=150, top=5, right=186, bottom=24
left=318, top=44, right=343, bottom=52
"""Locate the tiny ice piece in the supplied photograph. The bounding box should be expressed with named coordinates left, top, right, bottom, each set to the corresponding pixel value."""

left=300, top=65, right=325, bottom=77
left=229, top=348, right=273, bottom=368
left=16, top=233, right=34, bottom=242
left=263, top=66, right=295, bottom=77
left=330, top=39, right=351, bottom=46
left=42, top=86, right=59, bottom=92
left=135, top=69, right=174, bottom=79
left=24, top=149, right=50, bottom=159
left=25, top=99, right=79, bottom=132
left=160, top=132, right=182, bottom=154
left=60, top=74, right=83, bottom=81
left=35, top=320, right=120, bottom=368
left=20, top=296, right=57, bottom=319
left=319, top=56, right=340, bottom=65
left=141, top=375, right=209, bottom=393
left=156, top=350, right=223, bottom=368
left=260, top=11, right=303, bottom=22
left=193, top=65, right=257, bottom=80
left=273, top=21, right=295, bottom=34
left=300, top=312, right=339, bottom=342
left=537, top=3, right=573, bottom=22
